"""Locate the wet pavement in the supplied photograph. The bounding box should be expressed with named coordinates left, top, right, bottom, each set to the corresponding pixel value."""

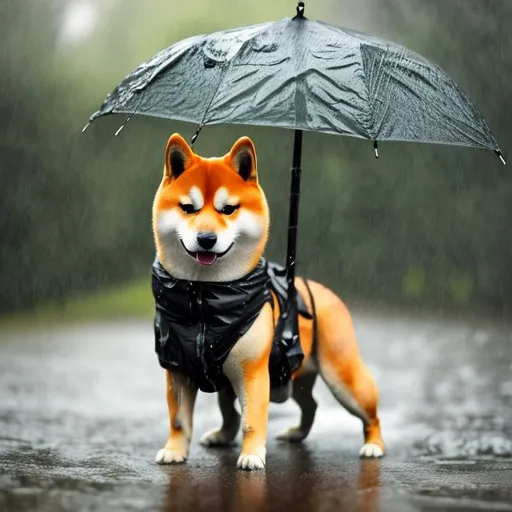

left=1, top=309, right=512, bottom=511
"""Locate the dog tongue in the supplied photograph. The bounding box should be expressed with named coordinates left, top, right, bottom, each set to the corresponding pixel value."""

left=196, top=252, right=217, bottom=266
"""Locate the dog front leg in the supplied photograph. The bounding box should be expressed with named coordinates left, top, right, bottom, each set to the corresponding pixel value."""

left=223, top=304, right=273, bottom=471
left=226, top=355, right=270, bottom=470
left=155, top=370, right=197, bottom=464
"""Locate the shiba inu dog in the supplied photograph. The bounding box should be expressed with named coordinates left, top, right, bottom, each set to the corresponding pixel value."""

left=152, top=133, right=384, bottom=471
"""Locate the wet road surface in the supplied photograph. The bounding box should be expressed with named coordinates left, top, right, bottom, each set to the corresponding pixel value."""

left=1, top=309, right=512, bottom=511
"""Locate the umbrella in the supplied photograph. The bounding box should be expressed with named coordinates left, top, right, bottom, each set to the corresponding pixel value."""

left=86, top=1, right=504, bottom=384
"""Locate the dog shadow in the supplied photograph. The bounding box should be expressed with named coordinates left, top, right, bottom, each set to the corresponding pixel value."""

left=269, top=443, right=383, bottom=512
left=160, top=443, right=382, bottom=512
left=160, top=455, right=267, bottom=512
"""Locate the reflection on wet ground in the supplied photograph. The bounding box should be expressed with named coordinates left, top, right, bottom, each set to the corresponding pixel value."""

left=0, top=310, right=511, bottom=511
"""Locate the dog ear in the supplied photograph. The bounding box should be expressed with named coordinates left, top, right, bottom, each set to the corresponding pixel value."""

left=227, top=137, right=258, bottom=182
left=164, top=133, right=194, bottom=180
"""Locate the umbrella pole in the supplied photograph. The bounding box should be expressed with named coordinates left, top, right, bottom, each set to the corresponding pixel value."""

left=274, top=129, right=305, bottom=378
left=285, top=130, right=303, bottom=300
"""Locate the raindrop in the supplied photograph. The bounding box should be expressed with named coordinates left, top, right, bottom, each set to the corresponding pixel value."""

left=114, top=115, right=133, bottom=136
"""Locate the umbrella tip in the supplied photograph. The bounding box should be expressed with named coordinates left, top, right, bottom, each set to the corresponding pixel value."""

left=81, top=122, right=91, bottom=133
left=373, top=140, right=380, bottom=159
left=495, top=150, right=506, bottom=165
left=190, top=124, right=203, bottom=147
left=296, top=1, right=305, bottom=18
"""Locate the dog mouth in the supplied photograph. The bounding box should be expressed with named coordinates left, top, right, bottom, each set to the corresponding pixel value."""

left=180, top=240, right=234, bottom=266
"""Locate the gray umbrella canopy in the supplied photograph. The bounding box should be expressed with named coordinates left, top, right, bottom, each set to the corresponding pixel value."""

left=90, top=6, right=500, bottom=153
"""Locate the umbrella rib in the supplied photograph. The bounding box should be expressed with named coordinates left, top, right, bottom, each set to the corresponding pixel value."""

left=357, top=45, right=378, bottom=140
left=196, top=70, right=231, bottom=129
left=197, top=27, right=271, bottom=128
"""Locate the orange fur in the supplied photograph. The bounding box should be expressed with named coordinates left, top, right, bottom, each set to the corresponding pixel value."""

left=153, top=134, right=384, bottom=470
left=238, top=352, right=272, bottom=457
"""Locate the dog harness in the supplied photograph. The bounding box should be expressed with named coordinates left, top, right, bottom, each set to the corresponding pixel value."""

left=152, top=256, right=314, bottom=393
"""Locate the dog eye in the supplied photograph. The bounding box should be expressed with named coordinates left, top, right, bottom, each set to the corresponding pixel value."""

left=221, top=204, right=240, bottom=215
left=179, top=203, right=196, bottom=214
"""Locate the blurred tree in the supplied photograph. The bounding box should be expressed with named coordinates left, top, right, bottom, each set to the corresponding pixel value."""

left=0, top=0, right=510, bottom=316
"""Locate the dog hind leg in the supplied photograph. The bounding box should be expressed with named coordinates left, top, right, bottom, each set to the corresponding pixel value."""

left=313, top=294, right=385, bottom=458
left=319, top=358, right=384, bottom=458
left=276, top=372, right=318, bottom=443
left=200, top=381, right=241, bottom=447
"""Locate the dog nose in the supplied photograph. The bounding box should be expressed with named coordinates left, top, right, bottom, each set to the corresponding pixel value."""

left=197, top=232, right=217, bottom=250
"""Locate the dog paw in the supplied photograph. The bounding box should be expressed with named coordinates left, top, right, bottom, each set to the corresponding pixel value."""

left=155, top=448, right=187, bottom=465
left=200, top=428, right=236, bottom=447
left=359, top=443, right=384, bottom=458
left=276, top=427, right=307, bottom=443
left=237, top=454, right=266, bottom=471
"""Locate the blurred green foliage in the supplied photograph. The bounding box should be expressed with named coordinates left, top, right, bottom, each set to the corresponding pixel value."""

left=0, top=0, right=511, bottom=318
left=0, top=278, right=152, bottom=331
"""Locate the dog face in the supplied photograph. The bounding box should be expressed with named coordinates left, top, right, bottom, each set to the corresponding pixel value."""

left=152, top=133, right=270, bottom=282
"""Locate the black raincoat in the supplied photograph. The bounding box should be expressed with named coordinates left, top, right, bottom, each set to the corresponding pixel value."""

left=152, top=257, right=313, bottom=393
